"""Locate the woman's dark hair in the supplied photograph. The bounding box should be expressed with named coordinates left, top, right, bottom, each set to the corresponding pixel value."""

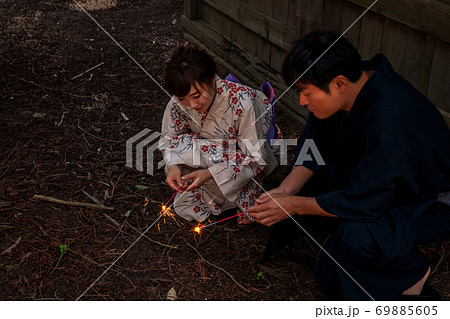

left=163, top=43, right=217, bottom=97
left=282, top=31, right=362, bottom=93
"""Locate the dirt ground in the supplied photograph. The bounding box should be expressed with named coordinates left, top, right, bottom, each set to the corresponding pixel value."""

left=0, top=0, right=448, bottom=301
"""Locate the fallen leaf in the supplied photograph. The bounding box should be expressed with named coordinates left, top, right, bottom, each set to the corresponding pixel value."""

left=167, top=287, right=178, bottom=301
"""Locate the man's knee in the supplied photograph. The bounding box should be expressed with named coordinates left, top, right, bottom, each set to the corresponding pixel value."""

left=330, top=222, right=378, bottom=263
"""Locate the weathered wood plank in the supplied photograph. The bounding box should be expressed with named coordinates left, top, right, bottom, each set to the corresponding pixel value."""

left=427, top=38, right=450, bottom=113
left=202, top=0, right=296, bottom=51
left=347, top=0, right=450, bottom=43
left=184, top=0, right=200, bottom=19
left=380, top=18, right=408, bottom=73
left=358, top=11, right=384, bottom=60
left=297, top=0, right=324, bottom=35
left=270, top=45, right=287, bottom=72
left=323, top=0, right=344, bottom=32
left=181, top=15, right=309, bottom=121
left=340, top=1, right=363, bottom=48
left=259, top=0, right=274, bottom=66
left=271, top=0, right=289, bottom=71
left=273, top=0, right=289, bottom=24
left=402, top=28, right=435, bottom=95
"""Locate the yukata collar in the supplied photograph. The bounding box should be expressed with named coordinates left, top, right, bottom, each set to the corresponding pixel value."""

left=350, top=54, right=395, bottom=117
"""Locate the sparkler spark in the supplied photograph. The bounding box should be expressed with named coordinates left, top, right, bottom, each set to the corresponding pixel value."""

left=207, top=195, right=217, bottom=205
left=194, top=211, right=248, bottom=232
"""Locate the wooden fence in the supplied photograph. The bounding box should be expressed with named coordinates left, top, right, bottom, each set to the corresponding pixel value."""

left=182, top=0, right=450, bottom=124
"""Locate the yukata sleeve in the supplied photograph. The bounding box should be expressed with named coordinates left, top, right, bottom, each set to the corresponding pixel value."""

left=315, top=120, right=418, bottom=222
left=208, top=98, right=273, bottom=202
left=158, top=99, right=200, bottom=174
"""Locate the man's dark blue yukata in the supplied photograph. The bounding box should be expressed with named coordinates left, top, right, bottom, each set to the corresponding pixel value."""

left=265, top=54, right=450, bottom=300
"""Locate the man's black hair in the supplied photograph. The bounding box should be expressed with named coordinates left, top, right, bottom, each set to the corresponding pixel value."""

left=282, top=31, right=362, bottom=93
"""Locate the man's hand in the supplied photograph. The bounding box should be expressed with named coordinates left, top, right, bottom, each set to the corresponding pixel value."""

left=255, top=187, right=287, bottom=203
left=183, top=169, right=213, bottom=192
left=166, top=164, right=185, bottom=191
left=248, top=193, right=297, bottom=226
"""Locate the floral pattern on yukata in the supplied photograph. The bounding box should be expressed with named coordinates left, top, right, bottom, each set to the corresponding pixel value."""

left=159, top=76, right=280, bottom=222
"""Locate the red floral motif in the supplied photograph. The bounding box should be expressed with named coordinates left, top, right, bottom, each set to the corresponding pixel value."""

left=172, top=136, right=179, bottom=141
left=242, top=187, right=249, bottom=193
left=222, top=141, right=229, bottom=148
left=183, top=124, right=190, bottom=129
left=241, top=202, right=248, bottom=209
left=228, top=127, right=234, bottom=134
left=264, top=98, right=270, bottom=105
left=248, top=193, right=255, bottom=200
left=233, top=167, right=240, bottom=173
left=168, top=145, right=175, bottom=149
left=214, top=204, right=221, bottom=210
left=235, top=109, right=242, bottom=116
left=227, top=82, right=236, bottom=88
left=255, top=167, right=263, bottom=175
left=217, top=87, right=224, bottom=95
left=231, top=97, right=238, bottom=104
left=175, top=119, right=181, bottom=126
left=201, top=145, right=209, bottom=152
left=193, top=206, right=200, bottom=213
left=195, top=193, right=202, bottom=201
left=251, top=91, right=257, bottom=98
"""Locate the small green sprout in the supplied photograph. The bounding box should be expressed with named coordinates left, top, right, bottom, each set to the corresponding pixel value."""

left=251, top=271, right=265, bottom=281
left=59, top=245, right=68, bottom=255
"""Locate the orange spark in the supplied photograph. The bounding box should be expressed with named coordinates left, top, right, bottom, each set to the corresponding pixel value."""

left=162, top=205, right=167, bottom=211
left=144, top=197, right=149, bottom=207
left=194, top=226, right=201, bottom=233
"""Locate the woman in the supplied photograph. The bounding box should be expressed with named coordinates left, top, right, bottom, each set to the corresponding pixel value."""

left=158, top=43, right=280, bottom=224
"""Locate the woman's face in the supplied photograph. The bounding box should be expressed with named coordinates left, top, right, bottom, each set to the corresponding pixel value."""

left=177, top=80, right=216, bottom=113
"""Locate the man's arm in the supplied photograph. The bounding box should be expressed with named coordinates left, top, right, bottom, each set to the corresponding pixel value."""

left=248, top=165, right=335, bottom=226
left=248, top=194, right=336, bottom=226
left=257, top=165, right=316, bottom=201
left=279, top=165, right=316, bottom=195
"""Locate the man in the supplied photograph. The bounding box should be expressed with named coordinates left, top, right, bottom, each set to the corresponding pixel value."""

left=247, top=31, right=450, bottom=300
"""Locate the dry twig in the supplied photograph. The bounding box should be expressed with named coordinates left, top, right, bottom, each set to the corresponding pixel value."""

left=1, top=236, right=22, bottom=255
left=33, top=195, right=114, bottom=210
left=125, top=221, right=178, bottom=249
left=186, top=242, right=249, bottom=292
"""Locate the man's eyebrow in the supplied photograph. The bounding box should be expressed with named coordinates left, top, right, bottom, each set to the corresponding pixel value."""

left=188, top=91, right=200, bottom=96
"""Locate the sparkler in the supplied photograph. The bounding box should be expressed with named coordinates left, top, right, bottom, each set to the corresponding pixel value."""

left=194, top=211, right=248, bottom=233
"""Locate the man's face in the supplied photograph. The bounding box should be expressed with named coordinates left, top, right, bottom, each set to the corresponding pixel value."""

left=296, top=82, right=344, bottom=119
left=177, top=81, right=216, bottom=113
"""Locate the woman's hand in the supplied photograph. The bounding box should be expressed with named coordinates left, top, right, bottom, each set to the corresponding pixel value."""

left=182, top=169, right=213, bottom=192
left=166, top=165, right=184, bottom=191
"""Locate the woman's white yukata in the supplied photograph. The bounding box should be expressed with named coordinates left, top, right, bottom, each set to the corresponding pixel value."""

left=158, top=76, right=280, bottom=221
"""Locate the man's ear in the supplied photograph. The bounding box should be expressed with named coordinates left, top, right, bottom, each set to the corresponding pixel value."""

left=332, top=75, right=348, bottom=92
